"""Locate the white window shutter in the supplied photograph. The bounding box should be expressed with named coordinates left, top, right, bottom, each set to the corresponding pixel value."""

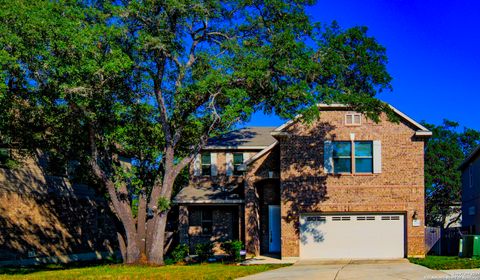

left=243, top=152, right=250, bottom=163
left=226, top=153, right=234, bottom=176
left=324, top=141, right=333, bottom=174
left=373, top=140, right=382, bottom=174
left=193, top=154, right=201, bottom=176
left=210, top=152, right=218, bottom=176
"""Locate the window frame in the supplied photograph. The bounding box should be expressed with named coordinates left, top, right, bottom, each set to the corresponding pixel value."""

left=354, top=141, right=374, bottom=174
left=345, top=112, right=362, bottom=126
left=331, top=140, right=374, bottom=174
left=201, top=153, right=211, bottom=176
left=332, top=141, right=352, bottom=174
left=200, top=209, right=213, bottom=235
left=233, top=153, right=244, bottom=176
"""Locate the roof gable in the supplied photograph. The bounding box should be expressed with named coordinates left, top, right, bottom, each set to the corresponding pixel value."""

left=272, top=103, right=432, bottom=137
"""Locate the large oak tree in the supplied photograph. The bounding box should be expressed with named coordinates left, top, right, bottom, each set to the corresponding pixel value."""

left=1, top=0, right=393, bottom=264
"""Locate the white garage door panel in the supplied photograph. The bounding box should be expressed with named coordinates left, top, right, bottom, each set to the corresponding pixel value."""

left=300, top=214, right=404, bottom=259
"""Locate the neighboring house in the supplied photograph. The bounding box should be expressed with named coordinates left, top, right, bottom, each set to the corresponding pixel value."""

left=0, top=151, right=119, bottom=265
left=174, top=104, right=432, bottom=260
left=459, top=146, right=480, bottom=234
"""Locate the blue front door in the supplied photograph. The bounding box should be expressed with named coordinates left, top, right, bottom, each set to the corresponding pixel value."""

left=268, top=205, right=281, bottom=253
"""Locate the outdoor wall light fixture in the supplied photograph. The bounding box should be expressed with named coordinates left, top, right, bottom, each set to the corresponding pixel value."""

left=412, top=210, right=418, bottom=220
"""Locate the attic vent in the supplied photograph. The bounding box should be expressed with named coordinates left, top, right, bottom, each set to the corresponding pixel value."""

left=345, top=113, right=362, bottom=125
left=391, top=216, right=400, bottom=220
left=381, top=216, right=391, bottom=220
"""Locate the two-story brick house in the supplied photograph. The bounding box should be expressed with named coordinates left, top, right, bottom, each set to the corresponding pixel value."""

left=174, top=104, right=431, bottom=260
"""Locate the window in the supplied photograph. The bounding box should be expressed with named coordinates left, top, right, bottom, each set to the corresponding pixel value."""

left=332, top=141, right=373, bottom=174
left=233, top=153, right=244, bottom=176
left=345, top=113, right=362, bottom=125
left=469, top=206, right=476, bottom=216
left=333, top=142, right=352, bottom=173
left=201, top=153, right=211, bottom=176
left=355, top=141, right=373, bottom=173
left=201, top=209, right=213, bottom=235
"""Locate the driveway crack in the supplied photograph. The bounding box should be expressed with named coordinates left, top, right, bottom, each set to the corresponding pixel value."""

left=334, top=260, right=351, bottom=280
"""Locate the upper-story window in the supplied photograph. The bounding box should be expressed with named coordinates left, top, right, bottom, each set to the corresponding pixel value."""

left=355, top=142, right=373, bottom=173
left=345, top=113, right=362, bottom=125
left=332, top=141, right=373, bottom=174
left=201, top=153, right=211, bottom=176
left=333, top=142, right=351, bottom=173
left=233, top=153, right=244, bottom=176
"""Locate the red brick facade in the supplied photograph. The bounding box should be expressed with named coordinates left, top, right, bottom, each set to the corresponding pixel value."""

left=180, top=108, right=428, bottom=259
left=276, top=110, right=426, bottom=258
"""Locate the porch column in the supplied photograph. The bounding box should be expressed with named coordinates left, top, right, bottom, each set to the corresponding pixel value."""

left=178, top=205, right=189, bottom=246
left=244, top=179, right=260, bottom=256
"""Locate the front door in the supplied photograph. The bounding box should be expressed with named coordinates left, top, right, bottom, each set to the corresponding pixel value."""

left=268, top=205, right=281, bottom=253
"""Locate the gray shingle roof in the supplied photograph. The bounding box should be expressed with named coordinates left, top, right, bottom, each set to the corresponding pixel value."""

left=205, top=127, right=277, bottom=149
left=173, top=184, right=243, bottom=204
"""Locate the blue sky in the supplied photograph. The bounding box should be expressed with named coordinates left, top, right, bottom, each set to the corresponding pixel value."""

left=247, top=0, right=480, bottom=130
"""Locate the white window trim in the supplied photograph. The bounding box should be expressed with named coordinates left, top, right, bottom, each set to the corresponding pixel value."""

left=328, top=140, right=380, bottom=175
left=345, top=112, right=362, bottom=126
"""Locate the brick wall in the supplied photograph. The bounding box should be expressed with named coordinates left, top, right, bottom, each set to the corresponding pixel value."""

left=0, top=156, right=118, bottom=262
left=279, top=110, right=426, bottom=258
left=179, top=206, right=239, bottom=253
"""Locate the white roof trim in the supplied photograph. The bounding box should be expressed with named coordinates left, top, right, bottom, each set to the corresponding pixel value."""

left=243, top=141, right=278, bottom=166
left=203, top=145, right=268, bottom=150
left=274, top=103, right=431, bottom=135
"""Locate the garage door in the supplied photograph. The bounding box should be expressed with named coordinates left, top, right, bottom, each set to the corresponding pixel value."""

left=300, top=213, right=404, bottom=259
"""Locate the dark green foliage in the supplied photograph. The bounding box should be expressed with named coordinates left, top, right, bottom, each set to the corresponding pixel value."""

left=0, top=0, right=394, bottom=264
left=171, top=244, right=190, bottom=263
left=195, top=243, right=214, bottom=263
left=423, top=120, right=480, bottom=228
left=221, top=240, right=243, bottom=262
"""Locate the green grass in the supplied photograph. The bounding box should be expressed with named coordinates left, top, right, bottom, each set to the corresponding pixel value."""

left=409, top=255, right=480, bottom=270
left=0, top=263, right=288, bottom=280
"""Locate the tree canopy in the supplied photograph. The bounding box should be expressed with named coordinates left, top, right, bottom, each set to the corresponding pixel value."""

left=423, top=120, right=480, bottom=228
left=1, top=0, right=393, bottom=264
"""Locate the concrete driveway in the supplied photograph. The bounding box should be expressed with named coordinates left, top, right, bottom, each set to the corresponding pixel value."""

left=238, top=259, right=480, bottom=280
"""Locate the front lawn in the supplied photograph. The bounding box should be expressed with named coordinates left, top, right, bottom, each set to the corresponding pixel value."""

left=409, top=256, right=480, bottom=270
left=0, top=263, right=288, bottom=280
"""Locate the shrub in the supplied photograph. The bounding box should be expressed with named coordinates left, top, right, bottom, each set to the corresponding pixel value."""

left=171, top=244, right=189, bottom=263
left=195, top=242, right=214, bottom=262
left=221, top=240, right=243, bottom=262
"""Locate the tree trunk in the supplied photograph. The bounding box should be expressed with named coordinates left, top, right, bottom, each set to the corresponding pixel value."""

left=117, top=232, right=127, bottom=261
left=137, top=194, right=147, bottom=258
left=125, top=232, right=141, bottom=264
left=147, top=213, right=168, bottom=265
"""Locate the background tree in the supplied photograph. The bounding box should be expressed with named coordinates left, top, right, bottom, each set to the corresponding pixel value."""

left=423, top=120, right=480, bottom=229
left=1, top=0, right=393, bottom=264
